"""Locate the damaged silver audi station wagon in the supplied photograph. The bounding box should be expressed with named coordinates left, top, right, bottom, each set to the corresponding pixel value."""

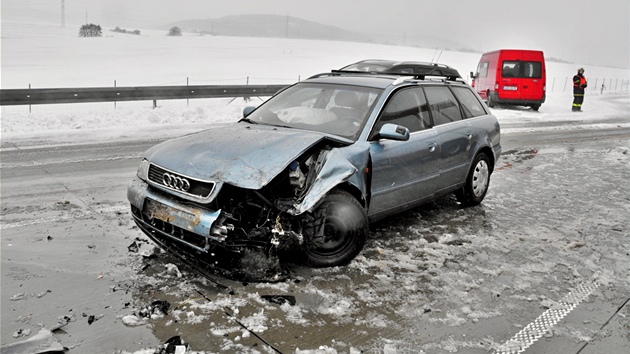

left=127, top=71, right=501, bottom=269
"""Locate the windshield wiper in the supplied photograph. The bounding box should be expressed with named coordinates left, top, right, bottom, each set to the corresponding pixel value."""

left=238, top=117, right=258, bottom=124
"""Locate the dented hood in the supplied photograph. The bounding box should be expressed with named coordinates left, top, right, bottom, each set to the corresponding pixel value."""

left=144, top=123, right=337, bottom=189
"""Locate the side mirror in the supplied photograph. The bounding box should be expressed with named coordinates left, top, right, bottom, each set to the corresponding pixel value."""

left=470, top=71, right=476, bottom=79
left=378, top=123, right=409, bottom=141
left=243, top=106, right=256, bottom=117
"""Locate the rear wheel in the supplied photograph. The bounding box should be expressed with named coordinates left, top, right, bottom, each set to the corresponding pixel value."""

left=456, top=153, right=491, bottom=207
left=302, top=190, right=368, bottom=267
left=531, top=104, right=540, bottom=111
left=486, top=91, right=495, bottom=107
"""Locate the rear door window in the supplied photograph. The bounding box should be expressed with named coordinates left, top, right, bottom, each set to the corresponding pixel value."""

left=502, top=61, right=542, bottom=78
left=424, top=86, right=463, bottom=126
left=451, top=86, right=488, bottom=118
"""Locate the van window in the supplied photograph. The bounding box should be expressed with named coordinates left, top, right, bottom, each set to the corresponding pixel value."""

left=452, top=87, right=487, bottom=118
left=424, top=86, right=463, bottom=126
left=372, top=87, right=430, bottom=135
left=477, top=62, right=489, bottom=78
left=502, top=61, right=542, bottom=79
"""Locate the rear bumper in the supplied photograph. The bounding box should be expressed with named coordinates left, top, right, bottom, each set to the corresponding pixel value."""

left=491, top=92, right=545, bottom=106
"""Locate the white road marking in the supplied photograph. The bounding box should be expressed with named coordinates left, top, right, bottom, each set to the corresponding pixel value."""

left=1, top=205, right=129, bottom=230
left=494, top=282, right=600, bottom=354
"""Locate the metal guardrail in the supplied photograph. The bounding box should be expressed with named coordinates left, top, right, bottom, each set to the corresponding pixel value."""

left=0, top=84, right=289, bottom=106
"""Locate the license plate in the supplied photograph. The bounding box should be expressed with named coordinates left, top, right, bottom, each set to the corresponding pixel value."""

left=145, top=199, right=198, bottom=225
left=503, top=86, right=518, bottom=91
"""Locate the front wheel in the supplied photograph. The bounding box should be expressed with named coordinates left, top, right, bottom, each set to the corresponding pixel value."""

left=302, top=190, right=368, bottom=267
left=456, top=153, right=491, bottom=207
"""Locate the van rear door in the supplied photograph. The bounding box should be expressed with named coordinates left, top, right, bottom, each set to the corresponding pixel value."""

left=499, top=50, right=545, bottom=101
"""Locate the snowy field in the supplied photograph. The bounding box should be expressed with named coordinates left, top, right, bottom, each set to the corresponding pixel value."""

left=2, top=21, right=630, bottom=354
left=1, top=21, right=629, bottom=143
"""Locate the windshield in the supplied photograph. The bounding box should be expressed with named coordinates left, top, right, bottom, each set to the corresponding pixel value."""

left=244, top=83, right=382, bottom=141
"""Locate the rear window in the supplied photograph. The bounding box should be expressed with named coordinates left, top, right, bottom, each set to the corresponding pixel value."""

left=502, top=61, right=542, bottom=78
left=452, top=87, right=487, bottom=118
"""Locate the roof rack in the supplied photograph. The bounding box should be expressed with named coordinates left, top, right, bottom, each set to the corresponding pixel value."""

left=308, top=70, right=462, bottom=82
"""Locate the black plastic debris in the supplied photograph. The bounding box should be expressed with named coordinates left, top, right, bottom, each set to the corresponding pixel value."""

left=127, top=241, right=139, bottom=253
left=151, top=300, right=171, bottom=315
left=155, top=335, right=188, bottom=354
left=83, top=313, right=100, bottom=325
left=137, top=300, right=171, bottom=319
left=261, top=295, right=296, bottom=306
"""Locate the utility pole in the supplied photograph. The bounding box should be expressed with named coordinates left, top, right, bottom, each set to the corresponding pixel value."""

left=285, top=14, right=289, bottom=38
left=61, top=0, right=65, bottom=27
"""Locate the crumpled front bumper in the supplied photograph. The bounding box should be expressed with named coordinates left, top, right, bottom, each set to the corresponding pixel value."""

left=127, top=176, right=224, bottom=253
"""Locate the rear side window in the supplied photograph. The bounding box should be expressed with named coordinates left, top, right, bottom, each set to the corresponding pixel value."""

left=452, top=86, right=487, bottom=118
left=424, top=86, right=463, bottom=126
left=502, top=61, right=542, bottom=78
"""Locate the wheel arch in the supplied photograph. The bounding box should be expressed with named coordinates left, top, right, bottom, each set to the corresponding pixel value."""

left=476, top=146, right=496, bottom=174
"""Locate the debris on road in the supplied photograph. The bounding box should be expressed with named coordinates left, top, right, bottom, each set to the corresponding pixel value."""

left=0, top=328, right=65, bottom=354
left=155, top=336, right=189, bottom=354
left=127, top=241, right=139, bottom=253
left=261, top=295, right=297, bottom=306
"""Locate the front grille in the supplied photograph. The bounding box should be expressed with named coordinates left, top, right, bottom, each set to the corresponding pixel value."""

left=148, top=163, right=215, bottom=199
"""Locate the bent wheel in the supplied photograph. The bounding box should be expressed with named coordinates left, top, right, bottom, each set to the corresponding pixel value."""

left=456, top=153, right=490, bottom=207
left=303, top=190, right=368, bottom=267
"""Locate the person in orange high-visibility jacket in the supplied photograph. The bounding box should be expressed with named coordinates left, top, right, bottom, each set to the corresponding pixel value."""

left=572, top=67, right=587, bottom=111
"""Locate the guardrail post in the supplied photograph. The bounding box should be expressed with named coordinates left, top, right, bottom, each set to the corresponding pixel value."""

left=153, top=100, right=157, bottom=109
left=28, top=84, right=32, bottom=113
left=564, top=77, right=568, bottom=92
left=114, top=80, right=117, bottom=110
left=187, top=77, right=189, bottom=107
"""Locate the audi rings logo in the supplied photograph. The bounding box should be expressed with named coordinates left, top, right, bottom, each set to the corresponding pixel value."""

left=162, top=173, right=191, bottom=192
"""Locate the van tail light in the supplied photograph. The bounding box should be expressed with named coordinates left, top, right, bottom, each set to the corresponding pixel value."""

left=543, top=85, right=546, bottom=91
left=495, top=84, right=499, bottom=90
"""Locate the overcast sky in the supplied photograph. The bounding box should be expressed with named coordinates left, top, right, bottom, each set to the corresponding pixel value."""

left=3, top=0, right=629, bottom=68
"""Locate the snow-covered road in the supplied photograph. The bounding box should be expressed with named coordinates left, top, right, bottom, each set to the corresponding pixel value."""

left=2, top=94, right=628, bottom=353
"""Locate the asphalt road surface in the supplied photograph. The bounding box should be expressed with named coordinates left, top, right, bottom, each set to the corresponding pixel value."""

left=1, top=112, right=629, bottom=353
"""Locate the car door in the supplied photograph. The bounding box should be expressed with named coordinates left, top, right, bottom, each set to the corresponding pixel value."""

left=424, top=86, right=474, bottom=191
left=368, top=87, right=440, bottom=218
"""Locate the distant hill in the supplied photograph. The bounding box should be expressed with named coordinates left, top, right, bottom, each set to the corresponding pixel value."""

left=161, top=14, right=359, bottom=40
left=160, top=14, right=476, bottom=52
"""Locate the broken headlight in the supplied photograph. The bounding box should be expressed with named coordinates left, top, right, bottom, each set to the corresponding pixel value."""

left=137, top=159, right=150, bottom=181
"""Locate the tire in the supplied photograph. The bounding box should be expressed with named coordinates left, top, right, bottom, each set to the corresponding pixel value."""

left=302, top=190, right=368, bottom=267
left=486, top=91, right=495, bottom=108
left=456, top=153, right=491, bottom=207
left=531, top=104, right=540, bottom=111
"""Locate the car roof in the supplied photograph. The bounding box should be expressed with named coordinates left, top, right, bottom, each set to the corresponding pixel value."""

left=305, top=71, right=467, bottom=88
left=339, top=59, right=462, bottom=78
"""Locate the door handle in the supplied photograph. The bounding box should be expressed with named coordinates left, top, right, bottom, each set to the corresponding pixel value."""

left=428, top=143, right=437, bottom=152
